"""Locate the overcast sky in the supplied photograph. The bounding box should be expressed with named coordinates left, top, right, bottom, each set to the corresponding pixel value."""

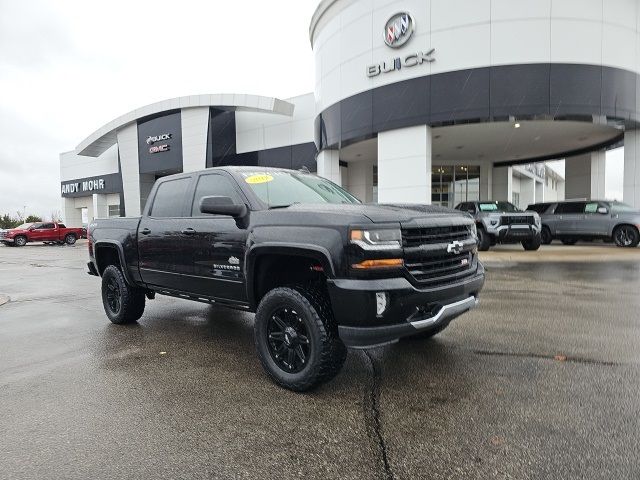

left=0, top=0, right=626, bottom=219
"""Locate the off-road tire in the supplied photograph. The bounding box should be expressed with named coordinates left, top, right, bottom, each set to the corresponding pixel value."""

left=64, top=234, right=77, bottom=245
left=541, top=227, right=553, bottom=245
left=14, top=236, right=27, bottom=247
left=254, top=285, right=346, bottom=392
left=101, top=265, right=145, bottom=324
left=613, top=225, right=640, bottom=248
left=522, top=233, right=542, bottom=251
left=477, top=227, right=491, bottom=251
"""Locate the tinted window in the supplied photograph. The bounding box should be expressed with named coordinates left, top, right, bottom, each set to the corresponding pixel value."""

left=527, top=204, right=550, bottom=214
left=192, top=174, right=243, bottom=216
left=555, top=202, right=586, bottom=214
left=150, top=178, right=190, bottom=217
left=58, top=223, right=66, bottom=228
left=36, top=223, right=55, bottom=229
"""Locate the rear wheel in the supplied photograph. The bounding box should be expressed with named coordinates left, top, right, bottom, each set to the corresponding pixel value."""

left=476, top=227, right=491, bottom=251
left=522, top=233, right=542, bottom=251
left=254, top=285, right=346, bottom=391
left=613, top=225, right=640, bottom=248
left=14, top=236, right=27, bottom=247
left=101, top=265, right=145, bottom=324
left=541, top=227, right=553, bottom=245
left=64, top=234, right=77, bottom=245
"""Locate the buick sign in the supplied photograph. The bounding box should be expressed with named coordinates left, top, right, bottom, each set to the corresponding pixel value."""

left=146, top=133, right=172, bottom=145
left=384, top=12, right=414, bottom=48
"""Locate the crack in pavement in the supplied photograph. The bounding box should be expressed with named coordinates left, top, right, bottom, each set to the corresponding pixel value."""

left=363, top=350, right=394, bottom=480
left=474, top=349, right=621, bottom=367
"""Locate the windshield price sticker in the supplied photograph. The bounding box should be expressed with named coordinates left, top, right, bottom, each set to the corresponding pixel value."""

left=244, top=174, right=274, bottom=184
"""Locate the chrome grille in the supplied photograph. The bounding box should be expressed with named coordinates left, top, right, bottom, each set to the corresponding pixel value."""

left=501, top=215, right=534, bottom=225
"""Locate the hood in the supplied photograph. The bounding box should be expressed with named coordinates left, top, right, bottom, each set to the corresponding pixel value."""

left=284, top=203, right=471, bottom=224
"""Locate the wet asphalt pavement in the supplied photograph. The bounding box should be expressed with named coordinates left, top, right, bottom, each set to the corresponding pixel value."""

left=0, top=242, right=639, bottom=479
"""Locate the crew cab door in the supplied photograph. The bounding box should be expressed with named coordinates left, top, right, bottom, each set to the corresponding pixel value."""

left=31, top=222, right=57, bottom=241
left=182, top=172, right=249, bottom=303
left=577, top=201, right=610, bottom=236
left=553, top=202, right=586, bottom=234
left=137, top=176, right=194, bottom=291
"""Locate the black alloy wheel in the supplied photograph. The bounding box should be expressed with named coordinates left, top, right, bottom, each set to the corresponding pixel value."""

left=101, top=265, right=145, bottom=324
left=254, top=286, right=346, bottom=391
left=105, top=275, right=122, bottom=315
left=267, top=307, right=310, bottom=373
left=614, top=225, right=640, bottom=248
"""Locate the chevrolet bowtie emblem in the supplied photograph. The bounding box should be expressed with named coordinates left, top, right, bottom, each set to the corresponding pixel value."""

left=447, top=240, right=464, bottom=255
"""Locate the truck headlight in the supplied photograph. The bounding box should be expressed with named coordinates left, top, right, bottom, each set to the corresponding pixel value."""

left=350, top=228, right=402, bottom=251
left=469, top=223, right=477, bottom=239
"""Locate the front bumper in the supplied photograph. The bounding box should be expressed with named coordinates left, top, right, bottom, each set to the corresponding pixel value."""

left=489, top=224, right=540, bottom=241
left=327, top=264, right=485, bottom=348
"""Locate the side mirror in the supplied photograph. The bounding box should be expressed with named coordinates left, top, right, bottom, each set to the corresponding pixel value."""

left=199, top=196, right=247, bottom=217
left=597, top=206, right=609, bottom=215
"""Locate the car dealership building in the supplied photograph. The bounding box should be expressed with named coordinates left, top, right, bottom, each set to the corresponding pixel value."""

left=60, top=0, right=640, bottom=225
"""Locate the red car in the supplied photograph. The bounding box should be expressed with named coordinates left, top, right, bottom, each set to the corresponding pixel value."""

left=0, top=222, right=84, bottom=247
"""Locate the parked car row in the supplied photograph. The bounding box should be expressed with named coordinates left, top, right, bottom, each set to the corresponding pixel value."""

left=452, top=199, right=640, bottom=250
left=527, top=200, right=640, bottom=248
left=0, top=222, right=84, bottom=247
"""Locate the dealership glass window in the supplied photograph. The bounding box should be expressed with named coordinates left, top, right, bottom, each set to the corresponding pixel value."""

left=431, top=165, right=480, bottom=207
left=512, top=192, right=520, bottom=207
left=150, top=178, right=190, bottom=217
left=108, top=205, right=120, bottom=218
left=191, top=174, right=244, bottom=216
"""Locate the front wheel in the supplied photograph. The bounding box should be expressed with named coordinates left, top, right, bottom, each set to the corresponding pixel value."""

left=476, top=227, right=491, bottom=251
left=613, top=225, right=640, bottom=248
left=522, top=233, right=542, bottom=251
left=254, top=286, right=346, bottom=392
left=101, top=265, right=145, bottom=324
left=14, top=236, right=27, bottom=247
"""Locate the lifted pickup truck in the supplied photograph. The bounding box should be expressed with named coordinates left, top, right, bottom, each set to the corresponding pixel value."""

left=88, top=167, right=484, bottom=391
left=0, top=222, right=83, bottom=247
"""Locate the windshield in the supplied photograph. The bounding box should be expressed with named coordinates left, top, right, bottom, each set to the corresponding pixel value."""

left=238, top=170, right=361, bottom=208
left=478, top=202, right=520, bottom=213
left=610, top=201, right=637, bottom=213
left=15, top=223, right=33, bottom=230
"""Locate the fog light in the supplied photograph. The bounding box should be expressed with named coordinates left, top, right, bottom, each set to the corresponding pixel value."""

left=376, top=292, right=388, bottom=317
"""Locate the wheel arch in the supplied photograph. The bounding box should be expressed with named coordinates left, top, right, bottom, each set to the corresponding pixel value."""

left=94, top=240, right=135, bottom=285
left=246, top=243, right=336, bottom=310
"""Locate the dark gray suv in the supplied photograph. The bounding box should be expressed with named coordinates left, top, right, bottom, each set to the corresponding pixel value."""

left=527, top=200, right=640, bottom=248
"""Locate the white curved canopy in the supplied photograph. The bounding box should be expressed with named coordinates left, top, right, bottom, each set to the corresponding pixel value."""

left=76, top=94, right=295, bottom=157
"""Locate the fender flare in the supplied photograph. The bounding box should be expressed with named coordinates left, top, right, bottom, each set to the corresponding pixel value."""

left=93, top=240, right=136, bottom=286
left=245, top=242, right=336, bottom=309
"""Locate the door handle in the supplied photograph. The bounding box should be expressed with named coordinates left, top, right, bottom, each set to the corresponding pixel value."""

left=181, top=228, right=196, bottom=235
left=141, top=228, right=151, bottom=235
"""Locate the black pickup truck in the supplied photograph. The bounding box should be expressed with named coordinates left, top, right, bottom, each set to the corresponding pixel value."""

left=88, top=167, right=484, bottom=391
